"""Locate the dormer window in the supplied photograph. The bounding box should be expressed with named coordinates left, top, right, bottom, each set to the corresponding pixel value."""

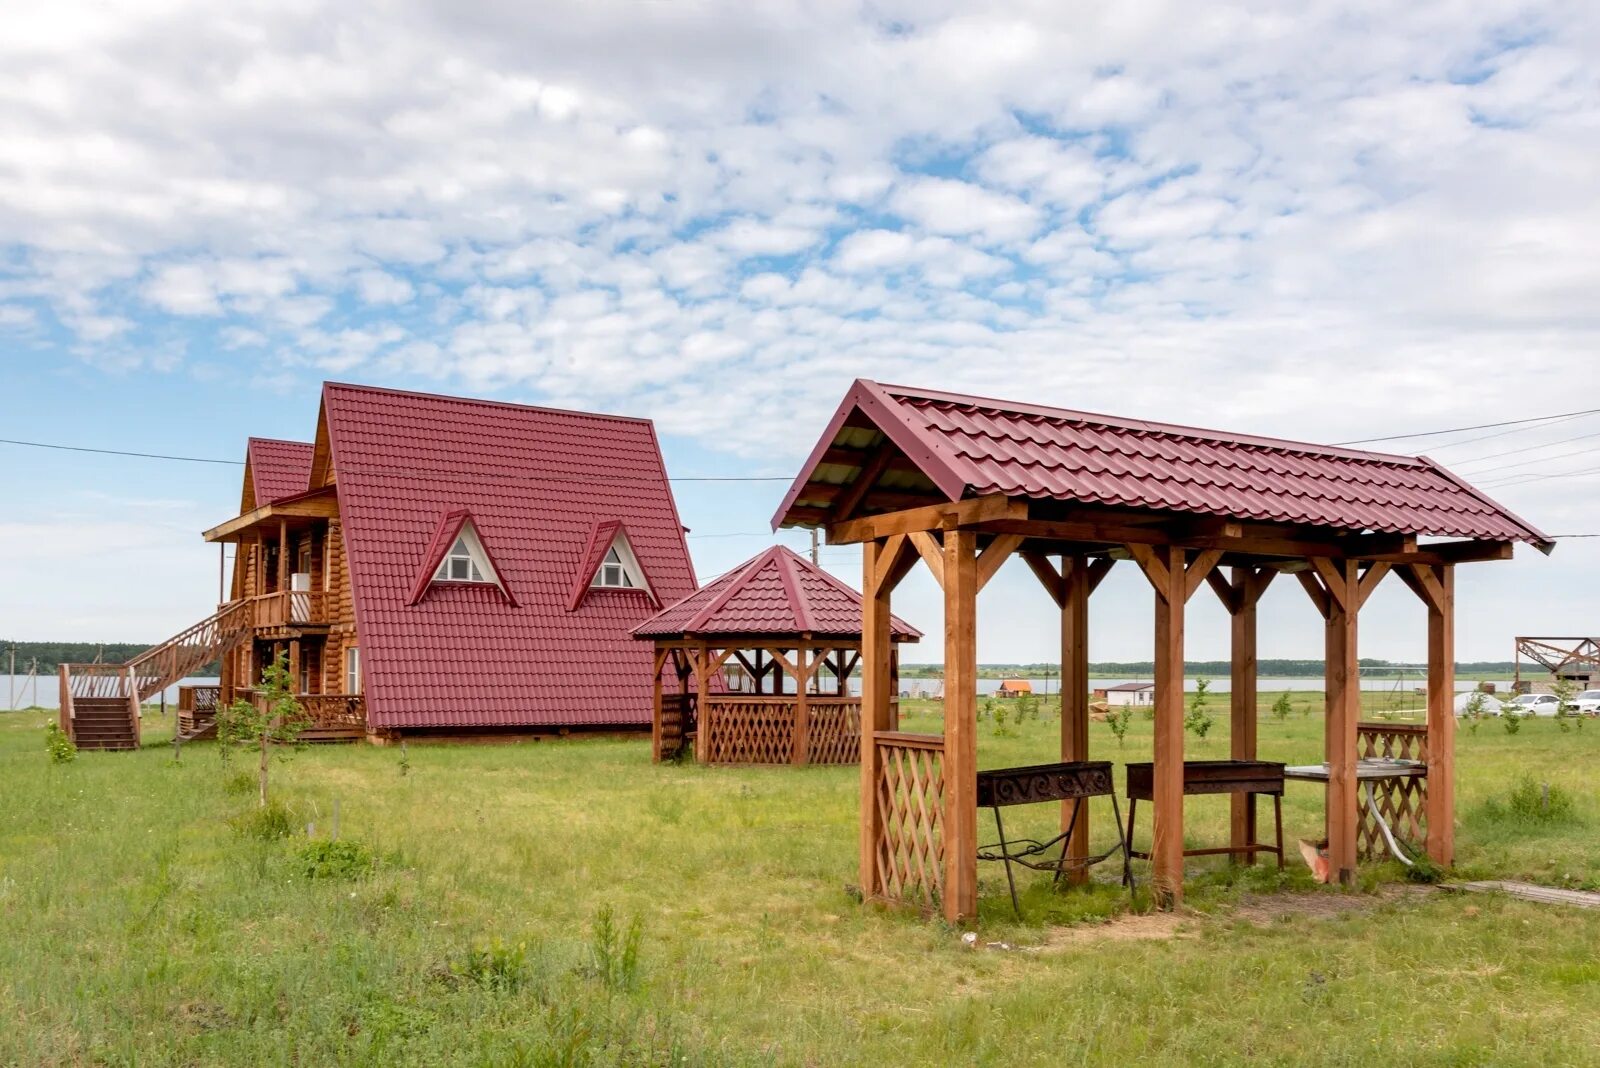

left=593, top=546, right=636, bottom=589
left=436, top=534, right=488, bottom=583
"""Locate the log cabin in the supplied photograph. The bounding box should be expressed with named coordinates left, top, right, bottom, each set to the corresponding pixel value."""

left=58, top=382, right=699, bottom=748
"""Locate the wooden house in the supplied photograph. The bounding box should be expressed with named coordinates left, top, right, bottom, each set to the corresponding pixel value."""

left=994, top=678, right=1032, bottom=698
left=1096, top=681, right=1155, bottom=707
left=59, top=382, right=697, bottom=747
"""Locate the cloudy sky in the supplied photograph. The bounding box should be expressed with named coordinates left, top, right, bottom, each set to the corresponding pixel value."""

left=4, top=0, right=1599, bottom=668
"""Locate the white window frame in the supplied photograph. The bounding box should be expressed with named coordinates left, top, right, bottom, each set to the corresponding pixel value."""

left=589, top=530, right=651, bottom=595
left=345, top=646, right=361, bottom=695
left=432, top=522, right=499, bottom=586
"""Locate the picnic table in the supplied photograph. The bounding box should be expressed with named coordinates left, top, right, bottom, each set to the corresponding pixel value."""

left=975, top=760, right=1129, bottom=917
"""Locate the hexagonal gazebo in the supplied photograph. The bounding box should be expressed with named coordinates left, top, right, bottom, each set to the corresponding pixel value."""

left=633, top=545, right=919, bottom=766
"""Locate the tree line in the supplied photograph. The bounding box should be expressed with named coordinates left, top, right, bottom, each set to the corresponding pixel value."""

left=3, top=642, right=219, bottom=674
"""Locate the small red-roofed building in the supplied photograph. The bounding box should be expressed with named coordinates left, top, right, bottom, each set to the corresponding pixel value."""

left=193, top=382, right=699, bottom=742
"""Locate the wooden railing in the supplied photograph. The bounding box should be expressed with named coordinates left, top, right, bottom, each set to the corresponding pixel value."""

left=127, top=598, right=254, bottom=702
left=177, top=685, right=222, bottom=738
left=872, top=732, right=945, bottom=910
left=1357, top=721, right=1428, bottom=858
left=250, top=590, right=329, bottom=629
left=698, top=696, right=863, bottom=765
left=297, top=694, right=366, bottom=731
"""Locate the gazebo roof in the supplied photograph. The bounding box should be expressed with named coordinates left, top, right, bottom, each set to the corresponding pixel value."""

left=772, top=380, right=1552, bottom=551
left=633, top=545, right=921, bottom=641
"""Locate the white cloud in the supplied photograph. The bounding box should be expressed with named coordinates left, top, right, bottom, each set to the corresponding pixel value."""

left=889, top=176, right=1041, bottom=244
left=354, top=269, right=416, bottom=305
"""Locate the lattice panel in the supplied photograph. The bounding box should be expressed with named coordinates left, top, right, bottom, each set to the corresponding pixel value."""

left=703, top=699, right=795, bottom=764
left=806, top=701, right=861, bottom=765
left=875, top=738, right=945, bottom=910
left=1358, top=722, right=1429, bottom=763
left=1357, top=723, right=1429, bottom=858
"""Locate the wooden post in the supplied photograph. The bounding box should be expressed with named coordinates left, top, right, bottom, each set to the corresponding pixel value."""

left=694, top=644, right=711, bottom=764
left=1322, top=560, right=1360, bottom=886
left=793, top=645, right=811, bottom=766
left=650, top=647, right=665, bottom=763
left=1229, top=568, right=1258, bottom=863
left=219, top=542, right=226, bottom=605
left=1426, top=565, right=1456, bottom=865
left=860, top=539, right=893, bottom=899
left=1061, top=555, right=1091, bottom=883
left=942, top=530, right=979, bottom=924
left=288, top=639, right=302, bottom=696
left=277, top=520, right=289, bottom=593
left=1150, top=545, right=1187, bottom=908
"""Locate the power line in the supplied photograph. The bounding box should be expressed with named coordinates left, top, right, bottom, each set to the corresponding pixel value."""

left=1457, top=444, right=1600, bottom=477
left=1454, top=429, right=1600, bottom=470
left=0, top=434, right=793, bottom=482
left=1480, top=462, right=1600, bottom=488
left=1334, top=407, right=1600, bottom=446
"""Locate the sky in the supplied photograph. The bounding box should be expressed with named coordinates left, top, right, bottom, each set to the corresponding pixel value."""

left=3, top=0, right=1599, bottom=668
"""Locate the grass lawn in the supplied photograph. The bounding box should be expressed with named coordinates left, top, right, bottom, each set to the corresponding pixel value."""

left=2, top=695, right=1598, bottom=1066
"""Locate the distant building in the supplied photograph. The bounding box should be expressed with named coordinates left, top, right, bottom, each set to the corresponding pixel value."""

left=995, top=678, right=1033, bottom=698
left=1095, top=682, right=1155, bottom=707
left=901, top=679, right=943, bottom=699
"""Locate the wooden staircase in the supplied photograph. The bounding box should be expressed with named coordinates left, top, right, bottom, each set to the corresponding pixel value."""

left=59, top=600, right=253, bottom=751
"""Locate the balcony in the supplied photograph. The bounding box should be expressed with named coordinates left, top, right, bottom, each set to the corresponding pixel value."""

left=249, top=589, right=330, bottom=631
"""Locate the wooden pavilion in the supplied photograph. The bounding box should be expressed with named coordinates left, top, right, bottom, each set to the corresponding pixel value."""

left=633, top=546, right=919, bottom=765
left=772, top=380, right=1553, bottom=923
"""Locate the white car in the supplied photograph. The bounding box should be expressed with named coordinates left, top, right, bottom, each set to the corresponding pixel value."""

left=1571, top=689, right=1600, bottom=716
left=1508, top=693, right=1562, bottom=717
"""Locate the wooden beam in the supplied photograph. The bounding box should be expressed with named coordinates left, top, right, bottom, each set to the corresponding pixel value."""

left=908, top=531, right=946, bottom=590
left=975, top=533, right=1023, bottom=591
left=1183, top=549, right=1224, bottom=603
left=942, top=530, right=979, bottom=924
left=1206, top=567, right=1241, bottom=614
left=1126, top=542, right=1171, bottom=598
left=202, top=491, right=341, bottom=543
left=1021, top=550, right=1064, bottom=608
left=1410, top=563, right=1448, bottom=615
left=1296, top=569, right=1331, bottom=620
left=830, top=442, right=898, bottom=522
left=1150, top=544, right=1187, bottom=908
left=1309, top=557, right=1351, bottom=614
left=1357, top=561, right=1391, bottom=609
left=827, top=494, right=1027, bottom=545
left=1426, top=565, right=1456, bottom=866
left=1085, top=556, right=1116, bottom=595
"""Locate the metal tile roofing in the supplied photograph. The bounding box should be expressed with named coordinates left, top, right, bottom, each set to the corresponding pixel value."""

left=248, top=438, right=313, bottom=504
left=634, top=545, right=920, bottom=642
left=774, top=380, right=1551, bottom=547
left=322, top=382, right=697, bottom=730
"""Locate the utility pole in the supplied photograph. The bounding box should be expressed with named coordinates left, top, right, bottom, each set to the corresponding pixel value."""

left=810, top=528, right=819, bottom=566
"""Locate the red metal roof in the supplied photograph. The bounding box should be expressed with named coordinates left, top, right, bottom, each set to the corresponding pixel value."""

left=774, top=380, right=1551, bottom=548
left=322, top=382, right=697, bottom=730
left=247, top=438, right=313, bottom=506
left=634, top=545, right=920, bottom=641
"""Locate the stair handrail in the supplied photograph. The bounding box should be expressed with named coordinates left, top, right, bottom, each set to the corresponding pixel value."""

left=124, top=598, right=254, bottom=703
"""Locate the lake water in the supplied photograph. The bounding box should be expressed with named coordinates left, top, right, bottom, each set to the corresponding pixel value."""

left=4, top=671, right=1486, bottom=711
left=3, top=675, right=220, bottom=712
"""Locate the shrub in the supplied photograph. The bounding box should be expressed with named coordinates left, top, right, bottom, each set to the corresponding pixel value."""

left=231, top=798, right=296, bottom=841
left=297, top=839, right=376, bottom=880
left=44, top=721, right=77, bottom=764
left=1270, top=692, right=1292, bottom=722
left=1501, top=709, right=1523, bottom=735
left=586, top=904, right=643, bottom=992
left=1106, top=706, right=1133, bottom=748
left=1185, top=678, right=1214, bottom=742
left=1475, top=777, right=1578, bottom=827
left=444, top=938, right=529, bottom=992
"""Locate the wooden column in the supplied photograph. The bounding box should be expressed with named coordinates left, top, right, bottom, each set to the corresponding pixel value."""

left=1060, top=556, right=1091, bottom=882
left=1208, top=566, right=1274, bottom=863
left=1149, top=545, right=1188, bottom=908
left=288, top=639, right=302, bottom=695
left=650, top=647, right=667, bottom=763
left=792, top=645, right=811, bottom=766
left=942, top=529, right=979, bottom=924
left=694, top=644, right=711, bottom=764
left=1425, top=565, right=1456, bottom=865
left=1318, top=559, right=1361, bottom=886
left=277, top=519, right=289, bottom=592
left=859, top=539, right=894, bottom=898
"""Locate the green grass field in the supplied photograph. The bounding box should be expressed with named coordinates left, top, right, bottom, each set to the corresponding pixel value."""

left=3, top=695, right=1598, bottom=1066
